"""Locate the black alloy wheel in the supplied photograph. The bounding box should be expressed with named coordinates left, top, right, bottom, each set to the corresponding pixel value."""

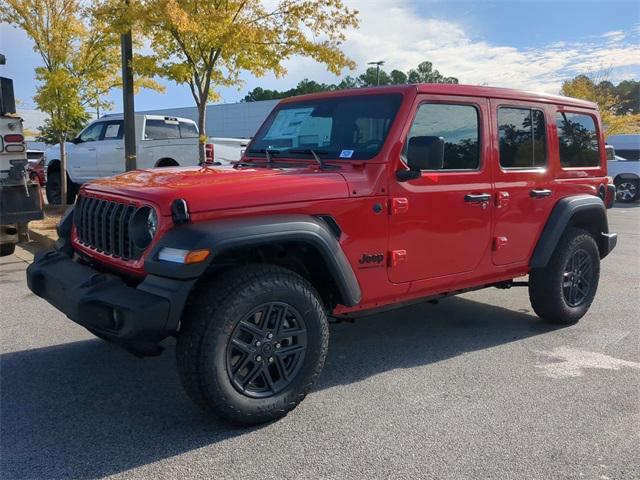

left=176, top=264, right=329, bottom=425
left=562, top=248, right=594, bottom=307
left=529, top=228, right=600, bottom=325
left=226, top=302, right=307, bottom=398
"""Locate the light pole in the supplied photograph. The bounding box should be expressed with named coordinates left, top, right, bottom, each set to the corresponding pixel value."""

left=368, top=60, right=385, bottom=86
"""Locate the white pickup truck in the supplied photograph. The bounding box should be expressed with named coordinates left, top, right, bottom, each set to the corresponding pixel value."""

left=44, top=114, right=248, bottom=203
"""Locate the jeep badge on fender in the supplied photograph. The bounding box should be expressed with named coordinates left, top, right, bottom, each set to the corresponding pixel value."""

left=359, top=253, right=384, bottom=265
left=26, top=84, right=617, bottom=426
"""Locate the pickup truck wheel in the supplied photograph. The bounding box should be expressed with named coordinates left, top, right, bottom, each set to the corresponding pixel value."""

left=615, top=179, right=639, bottom=203
left=0, top=243, right=16, bottom=256
left=46, top=170, right=77, bottom=204
left=529, top=228, right=600, bottom=325
left=176, top=265, right=329, bottom=425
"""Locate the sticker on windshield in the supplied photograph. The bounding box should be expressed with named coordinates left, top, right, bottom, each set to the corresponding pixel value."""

left=339, top=149, right=354, bottom=158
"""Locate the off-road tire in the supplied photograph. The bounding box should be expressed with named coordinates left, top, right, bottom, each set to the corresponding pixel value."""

left=529, top=228, right=600, bottom=325
left=176, top=265, right=329, bottom=425
left=46, top=169, right=77, bottom=205
left=0, top=243, right=16, bottom=256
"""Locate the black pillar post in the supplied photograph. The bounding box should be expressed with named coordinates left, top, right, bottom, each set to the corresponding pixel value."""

left=120, top=6, right=136, bottom=171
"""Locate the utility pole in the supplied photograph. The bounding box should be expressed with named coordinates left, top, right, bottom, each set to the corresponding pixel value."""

left=368, top=60, right=385, bottom=86
left=121, top=0, right=136, bottom=171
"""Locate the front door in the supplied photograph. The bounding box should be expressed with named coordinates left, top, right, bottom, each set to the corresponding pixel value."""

left=490, top=100, right=555, bottom=265
left=70, top=121, right=103, bottom=182
left=388, top=95, right=493, bottom=284
left=97, top=120, right=125, bottom=177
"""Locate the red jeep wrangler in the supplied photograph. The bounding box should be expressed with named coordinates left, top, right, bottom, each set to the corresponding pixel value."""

left=27, top=85, right=617, bottom=425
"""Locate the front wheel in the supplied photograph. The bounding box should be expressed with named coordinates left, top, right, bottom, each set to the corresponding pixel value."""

left=176, top=265, right=329, bottom=425
left=45, top=169, right=77, bottom=205
left=529, top=228, right=600, bottom=325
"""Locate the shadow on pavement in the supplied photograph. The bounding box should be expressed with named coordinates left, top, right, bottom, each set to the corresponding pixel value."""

left=1, top=296, right=559, bottom=479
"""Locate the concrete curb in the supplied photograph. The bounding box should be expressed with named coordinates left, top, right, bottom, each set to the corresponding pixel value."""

left=28, top=228, right=57, bottom=250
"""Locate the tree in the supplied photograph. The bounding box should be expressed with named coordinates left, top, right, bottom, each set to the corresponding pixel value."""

left=614, top=80, right=640, bottom=115
left=1, top=0, right=89, bottom=204
left=102, top=0, right=359, bottom=162
left=389, top=69, right=408, bottom=85
left=560, top=74, right=640, bottom=136
left=407, top=61, right=458, bottom=84
left=357, top=66, right=391, bottom=86
left=36, top=116, right=89, bottom=145
left=2, top=0, right=162, bottom=203
left=241, top=59, right=457, bottom=101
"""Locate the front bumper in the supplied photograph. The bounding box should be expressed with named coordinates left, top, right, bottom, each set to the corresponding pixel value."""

left=26, top=250, right=194, bottom=356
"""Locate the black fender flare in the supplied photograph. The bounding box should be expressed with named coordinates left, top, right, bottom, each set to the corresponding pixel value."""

left=530, top=194, right=614, bottom=268
left=145, top=214, right=362, bottom=307
left=613, top=172, right=640, bottom=182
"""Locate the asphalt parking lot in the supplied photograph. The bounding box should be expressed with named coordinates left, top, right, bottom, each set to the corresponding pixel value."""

left=1, top=204, right=639, bottom=480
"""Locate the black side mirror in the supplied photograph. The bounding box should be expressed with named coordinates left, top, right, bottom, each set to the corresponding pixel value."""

left=397, top=136, right=445, bottom=181
left=70, top=137, right=81, bottom=144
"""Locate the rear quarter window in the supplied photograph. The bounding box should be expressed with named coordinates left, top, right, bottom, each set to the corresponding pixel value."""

left=144, top=119, right=180, bottom=140
left=556, top=112, right=600, bottom=168
left=179, top=122, right=199, bottom=138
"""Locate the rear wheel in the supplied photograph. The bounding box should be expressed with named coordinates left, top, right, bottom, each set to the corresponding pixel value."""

left=615, top=178, right=639, bottom=203
left=176, top=265, right=329, bottom=425
left=529, top=228, right=600, bottom=325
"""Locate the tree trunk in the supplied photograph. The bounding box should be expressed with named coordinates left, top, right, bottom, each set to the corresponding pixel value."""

left=59, top=134, right=68, bottom=206
left=197, top=101, right=207, bottom=163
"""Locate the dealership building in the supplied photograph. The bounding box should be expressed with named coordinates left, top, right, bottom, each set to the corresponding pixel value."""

left=141, top=99, right=279, bottom=139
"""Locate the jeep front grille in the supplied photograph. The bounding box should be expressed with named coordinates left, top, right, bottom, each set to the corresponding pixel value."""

left=74, top=195, right=139, bottom=260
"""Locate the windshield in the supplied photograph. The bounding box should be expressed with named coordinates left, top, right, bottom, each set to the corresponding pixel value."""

left=249, top=93, right=403, bottom=160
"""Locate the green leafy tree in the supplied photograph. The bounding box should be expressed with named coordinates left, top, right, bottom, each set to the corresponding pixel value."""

left=98, top=0, right=359, bottom=162
left=560, top=74, right=640, bottom=135
left=407, top=61, right=458, bottom=84
left=389, top=69, right=408, bottom=85
left=1, top=0, right=160, bottom=204
left=357, top=66, right=391, bottom=86
left=242, top=59, right=458, bottom=101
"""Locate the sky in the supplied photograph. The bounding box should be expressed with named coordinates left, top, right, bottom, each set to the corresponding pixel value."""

left=1, top=0, right=639, bottom=116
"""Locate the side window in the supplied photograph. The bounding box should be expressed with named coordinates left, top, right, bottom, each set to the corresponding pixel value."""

left=102, top=121, right=123, bottom=140
left=144, top=119, right=180, bottom=140
left=78, top=122, right=104, bottom=143
left=179, top=121, right=199, bottom=138
left=498, top=107, right=546, bottom=168
left=556, top=112, right=600, bottom=167
left=406, top=103, right=480, bottom=170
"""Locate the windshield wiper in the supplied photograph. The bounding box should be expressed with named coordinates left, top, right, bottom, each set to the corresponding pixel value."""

left=288, top=149, right=338, bottom=170
left=248, top=148, right=281, bottom=167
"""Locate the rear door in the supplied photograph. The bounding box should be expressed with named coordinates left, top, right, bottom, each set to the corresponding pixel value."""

left=490, top=100, right=555, bottom=265
left=96, top=120, right=125, bottom=176
left=388, top=95, right=493, bottom=284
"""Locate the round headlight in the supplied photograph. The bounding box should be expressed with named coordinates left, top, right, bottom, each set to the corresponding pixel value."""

left=130, top=206, right=157, bottom=249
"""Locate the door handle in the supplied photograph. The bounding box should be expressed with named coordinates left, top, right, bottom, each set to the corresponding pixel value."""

left=530, top=189, right=552, bottom=198
left=115, top=147, right=124, bottom=150
left=87, top=148, right=96, bottom=151
left=464, top=193, right=491, bottom=203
